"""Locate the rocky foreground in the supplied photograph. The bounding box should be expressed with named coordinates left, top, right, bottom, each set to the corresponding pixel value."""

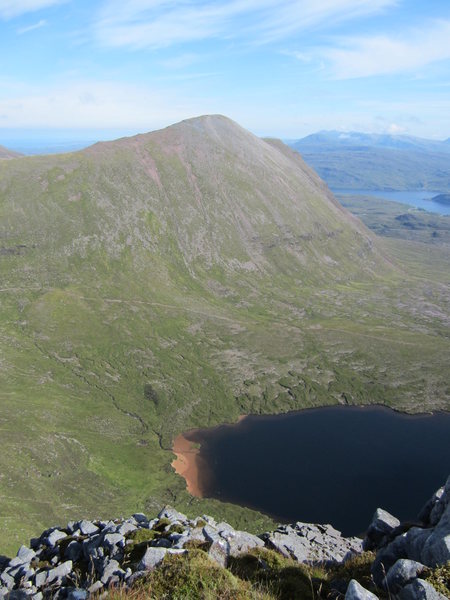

left=0, top=477, right=449, bottom=599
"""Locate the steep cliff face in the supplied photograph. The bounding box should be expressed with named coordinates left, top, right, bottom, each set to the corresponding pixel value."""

left=0, top=478, right=448, bottom=599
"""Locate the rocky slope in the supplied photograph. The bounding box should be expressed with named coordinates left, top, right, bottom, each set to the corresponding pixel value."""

left=0, top=478, right=448, bottom=599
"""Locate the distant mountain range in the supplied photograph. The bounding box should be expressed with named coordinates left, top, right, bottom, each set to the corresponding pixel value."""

left=286, top=131, right=450, bottom=191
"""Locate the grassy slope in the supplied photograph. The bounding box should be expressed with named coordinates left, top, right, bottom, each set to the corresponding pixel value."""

left=338, top=194, right=450, bottom=245
left=0, top=116, right=449, bottom=554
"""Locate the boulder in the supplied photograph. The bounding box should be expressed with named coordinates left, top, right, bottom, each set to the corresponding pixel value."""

left=45, top=530, right=67, bottom=548
left=345, top=579, right=379, bottom=600
left=158, top=507, right=188, bottom=524
left=16, top=548, right=35, bottom=564
left=208, top=539, right=229, bottom=568
left=363, top=508, right=400, bottom=551
left=46, top=561, right=72, bottom=585
left=421, top=504, right=450, bottom=566
left=399, top=578, right=448, bottom=600
left=77, top=521, right=99, bottom=536
left=385, top=559, right=425, bottom=593
left=138, top=548, right=167, bottom=571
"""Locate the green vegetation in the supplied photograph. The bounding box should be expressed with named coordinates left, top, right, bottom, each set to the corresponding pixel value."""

left=0, top=116, right=449, bottom=554
left=338, top=194, right=450, bottom=244
left=99, top=548, right=382, bottom=599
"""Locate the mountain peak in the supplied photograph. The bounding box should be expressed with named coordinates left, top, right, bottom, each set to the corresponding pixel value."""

left=0, top=144, right=23, bottom=159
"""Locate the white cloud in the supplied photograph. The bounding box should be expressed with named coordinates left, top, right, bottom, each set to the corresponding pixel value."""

left=326, top=19, right=450, bottom=79
left=17, top=18, right=46, bottom=33
left=94, top=0, right=397, bottom=49
left=0, top=0, right=66, bottom=19
left=0, top=80, right=214, bottom=129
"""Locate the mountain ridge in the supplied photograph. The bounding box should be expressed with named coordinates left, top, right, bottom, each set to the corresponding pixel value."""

left=0, top=144, right=23, bottom=160
left=287, top=130, right=450, bottom=191
left=0, top=115, right=448, bottom=555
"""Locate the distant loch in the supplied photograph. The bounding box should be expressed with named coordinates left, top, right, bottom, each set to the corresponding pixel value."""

left=334, top=189, right=450, bottom=215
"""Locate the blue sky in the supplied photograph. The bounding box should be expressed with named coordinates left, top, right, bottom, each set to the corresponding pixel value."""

left=1, top=0, right=450, bottom=141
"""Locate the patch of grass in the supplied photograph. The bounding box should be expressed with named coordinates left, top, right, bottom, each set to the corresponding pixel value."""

left=422, top=562, right=450, bottom=596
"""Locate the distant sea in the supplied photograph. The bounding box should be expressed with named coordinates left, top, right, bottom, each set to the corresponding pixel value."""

left=334, top=189, right=450, bottom=215
left=2, top=140, right=96, bottom=155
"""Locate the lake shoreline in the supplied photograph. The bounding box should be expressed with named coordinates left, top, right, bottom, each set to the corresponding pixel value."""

left=170, top=404, right=449, bottom=533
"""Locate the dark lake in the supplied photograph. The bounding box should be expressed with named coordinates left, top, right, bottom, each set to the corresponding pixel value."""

left=188, top=406, right=450, bottom=536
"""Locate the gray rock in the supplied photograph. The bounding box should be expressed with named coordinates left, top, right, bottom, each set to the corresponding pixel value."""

left=8, top=557, right=26, bottom=569
left=364, top=508, right=400, bottom=551
left=227, top=531, right=264, bottom=556
left=78, top=520, right=99, bottom=536
left=345, top=579, right=379, bottom=600
left=46, top=561, right=72, bottom=585
left=103, top=532, right=125, bottom=546
left=158, top=507, right=187, bottom=523
left=421, top=503, right=450, bottom=566
left=64, top=541, right=82, bottom=562
left=45, top=530, right=67, bottom=547
left=263, top=522, right=362, bottom=564
left=82, top=535, right=102, bottom=560
left=429, top=476, right=450, bottom=527
left=385, top=559, right=425, bottom=592
left=16, top=547, right=35, bottom=564
left=404, top=527, right=432, bottom=563
left=371, top=534, right=408, bottom=588
left=418, top=487, right=445, bottom=526
left=399, top=578, right=448, bottom=600
left=132, top=513, right=148, bottom=525
left=138, top=547, right=167, bottom=571
left=208, top=539, right=229, bottom=568
left=117, top=522, right=137, bottom=536
left=0, top=572, right=14, bottom=590
left=100, top=559, right=122, bottom=585
left=87, top=581, right=103, bottom=594
left=31, top=593, right=42, bottom=600
left=34, top=571, right=48, bottom=588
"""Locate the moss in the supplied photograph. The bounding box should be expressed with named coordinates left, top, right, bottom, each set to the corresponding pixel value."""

left=153, top=518, right=172, bottom=533
left=126, top=528, right=159, bottom=544
left=229, top=548, right=321, bottom=600
left=422, top=562, right=450, bottom=597
left=168, top=523, right=185, bottom=534
left=126, top=550, right=258, bottom=599
left=326, top=552, right=379, bottom=597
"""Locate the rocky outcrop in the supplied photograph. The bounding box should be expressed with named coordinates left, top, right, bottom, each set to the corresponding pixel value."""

left=365, top=475, right=450, bottom=598
left=262, top=522, right=362, bottom=564
left=0, top=477, right=448, bottom=599
left=0, top=506, right=361, bottom=599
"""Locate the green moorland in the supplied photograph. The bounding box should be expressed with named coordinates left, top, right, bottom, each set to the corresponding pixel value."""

left=338, top=194, right=450, bottom=245
left=0, top=116, right=449, bottom=555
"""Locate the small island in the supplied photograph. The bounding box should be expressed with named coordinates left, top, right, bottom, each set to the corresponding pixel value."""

left=431, top=193, right=450, bottom=205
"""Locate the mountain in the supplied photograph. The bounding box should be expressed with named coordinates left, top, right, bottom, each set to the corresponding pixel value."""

left=0, top=115, right=449, bottom=554
left=0, top=144, right=22, bottom=159
left=287, top=130, right=450, bottom=191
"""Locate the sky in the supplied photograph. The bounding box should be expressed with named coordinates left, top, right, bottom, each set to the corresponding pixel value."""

left=0, top=0, right=450, bottom=144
